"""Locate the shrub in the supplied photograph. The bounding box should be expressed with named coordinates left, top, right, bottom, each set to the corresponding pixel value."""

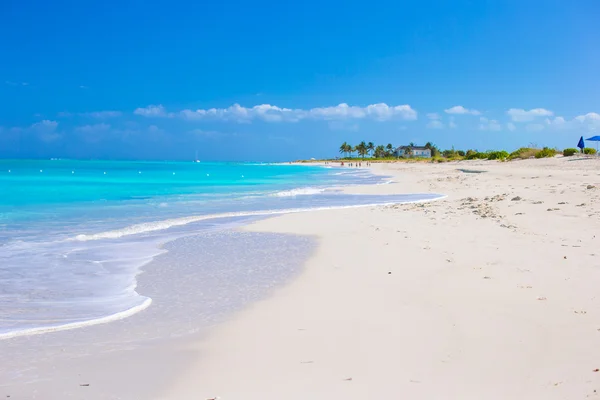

left=509, top=147, right=538, bottom=160
left=535, top=147, right=558, bottom=158
left=457, top=150, right=466, bottom=157
left=487, top=150, right=509, bottom=160
left=562, top=148, right=578, bottom=157
left=465, top=150, right=477, bottom=159
left=583, top=147, right=597, bottom=155
left=465, top=150, right=488, bottom=160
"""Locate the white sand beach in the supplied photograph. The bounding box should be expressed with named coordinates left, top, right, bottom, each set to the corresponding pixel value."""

left=2, top=157, right=600, bottom=399
left=165, top=156, right=600, bottom=399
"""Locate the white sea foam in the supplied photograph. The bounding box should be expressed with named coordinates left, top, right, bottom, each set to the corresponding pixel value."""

left=0, top=297, right=152, bottom=340
left=72, top=195, right=446, bottom=242
left=270, top=187, right=327, bottom=197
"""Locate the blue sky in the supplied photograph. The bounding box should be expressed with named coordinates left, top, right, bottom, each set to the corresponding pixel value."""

left=1, top=0, right=599, bottom=161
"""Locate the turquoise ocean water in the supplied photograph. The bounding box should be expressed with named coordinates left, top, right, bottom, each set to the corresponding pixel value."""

left=0, top=160, right=441, bottom=338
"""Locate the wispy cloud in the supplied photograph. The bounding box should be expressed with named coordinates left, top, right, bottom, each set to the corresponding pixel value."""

left=507, top=108, right=553, bottom=122
left=140, top=103, right=418, bottom=123
left=448, top=116, right=457, bottom=129
left=134, top=105, right=171, bottom=118
left=507, top=122, right=516, bottom=131
left=30, top=120, right=61, bottom=142
left=5, top=80, right=29, bottom=86
left=75, top=123, right=111, bottom=134
left=426, top=113, right=440, bottom=120
left=79, top=85, right=89, bottom=89
left=58, top=110, right=122, bottom=118
left=444, top=105, right=481, bottom=115
left=426, top=120, right=444, bottom=129
left=83, top=111, right=122, bottom=118
left=30, top=120, right=58, bottom=132
left=525, top=123, right=545, bottom=132
left=478, top=117, right=502, bottom=131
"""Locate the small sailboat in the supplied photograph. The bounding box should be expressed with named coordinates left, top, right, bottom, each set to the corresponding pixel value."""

left=194, top=150, right=201, bottom=163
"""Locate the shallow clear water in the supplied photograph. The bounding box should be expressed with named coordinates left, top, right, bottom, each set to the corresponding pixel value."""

left=0, top=160, right=442, bottom=338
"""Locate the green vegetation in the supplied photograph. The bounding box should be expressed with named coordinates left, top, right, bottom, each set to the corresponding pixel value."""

left=534, top=147, right=558, bottom=158
left=508, top=147, right=538, bottom=160
left=465, top=150, right=489, bottom=160
left=487, top=150, right=509, bottom=160
left=334, top=141, right=584, bottom=163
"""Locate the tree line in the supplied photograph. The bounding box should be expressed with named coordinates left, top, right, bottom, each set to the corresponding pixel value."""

left=339, top=141, right=441, bottom=159
left=338, top=141, right=598, bottom=161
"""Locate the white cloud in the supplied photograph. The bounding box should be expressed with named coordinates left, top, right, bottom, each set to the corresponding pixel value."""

left=545, top=113, right=600, bottom=132
left=310, top=103, right=365, bottom=120
left=75, top=123, right=111, bottom=134
left=444, top=105, right=481, bottom=115
left=163, top=103, right=417, bottom=123
left=426, top=120, right=444, bottom=129
left=507, top=122, right=516, bottom=131
left=478, top=117, right=502, bottom=131
left=30, top=120, right=58, bottom=132
left=575, top=112, right=600, bottom=124
left=134, top=105, right=171, bottom=118
left=426, top=113, right=440, bottom=120
left=363, top=103, right=417, bottom=121
left=28, top=120, right=60, bottom=141
left=507, top=108, right=553, bottom=122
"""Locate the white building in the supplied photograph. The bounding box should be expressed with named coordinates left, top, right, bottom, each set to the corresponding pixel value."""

left=394, top=146, right=432, bottom=158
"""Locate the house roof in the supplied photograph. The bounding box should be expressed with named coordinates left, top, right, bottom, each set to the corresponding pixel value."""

left=397, top=146, right=430, bottom=151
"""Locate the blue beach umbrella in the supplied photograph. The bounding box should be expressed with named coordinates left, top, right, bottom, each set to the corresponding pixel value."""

left=577, top=136, right=585, bottom=151
left=586, top=135, right=600, bottom=154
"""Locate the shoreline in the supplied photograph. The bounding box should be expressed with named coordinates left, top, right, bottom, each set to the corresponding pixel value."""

left=0, top=164, right=392, bottom=341
left=2, top=157, right=599, bottom=399
left=0, top=165, right=437, bottom=398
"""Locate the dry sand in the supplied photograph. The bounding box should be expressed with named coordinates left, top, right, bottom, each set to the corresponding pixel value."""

left=165, top=156, right=600, bottom=400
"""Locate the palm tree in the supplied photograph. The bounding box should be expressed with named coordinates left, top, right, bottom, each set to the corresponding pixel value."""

left=350, top=146, right=356, bottom=158
left=374, top=145, right=385, bottom=158
left=386, top=143, right=393, bottom=157
left=367, top=142, right=375, bottom=157
left=339, top=142, right=349, bottom=158
left=357, top=141, right=368, bottom=159
left=345, top=143, right=352, bottom=156
left=404, top=146, right=412, bottom=157
left=424, top=141, right=439, bottom=157
left=409, top=142, right=415, bottom=147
